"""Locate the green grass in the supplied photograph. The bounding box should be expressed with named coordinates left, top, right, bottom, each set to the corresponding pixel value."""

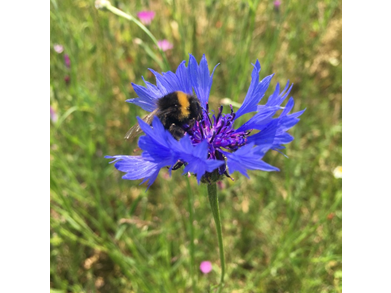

left=50, top=0, right=342, bottom=292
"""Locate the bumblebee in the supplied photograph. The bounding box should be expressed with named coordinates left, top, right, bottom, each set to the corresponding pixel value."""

left=124, top=91, right=203, bottom=140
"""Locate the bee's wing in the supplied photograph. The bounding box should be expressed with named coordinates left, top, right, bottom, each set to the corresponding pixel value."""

left=124, top=110, right=158, bottom=140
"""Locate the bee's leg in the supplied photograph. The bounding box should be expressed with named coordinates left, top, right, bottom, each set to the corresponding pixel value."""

left=172, top=161, right=184, bottom=170
left=187, top=118, right=196, bottom=129
left=169, top=124, right=185, bottom=140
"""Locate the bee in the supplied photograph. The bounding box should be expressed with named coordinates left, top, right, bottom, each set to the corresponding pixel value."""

left=124, top=91, right=203, bottom=140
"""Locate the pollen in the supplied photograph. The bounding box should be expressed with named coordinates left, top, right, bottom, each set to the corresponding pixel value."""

left=177, top=91, right=190, bottom=119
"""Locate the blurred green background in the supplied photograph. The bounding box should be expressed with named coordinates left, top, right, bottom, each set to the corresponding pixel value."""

left=50, top=0, right=341, bottom=292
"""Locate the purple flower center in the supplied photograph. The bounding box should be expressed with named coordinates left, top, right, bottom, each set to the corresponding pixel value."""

left=185, top=104, right=249, bottom=176
left=188, top=103, right=248, bottom=154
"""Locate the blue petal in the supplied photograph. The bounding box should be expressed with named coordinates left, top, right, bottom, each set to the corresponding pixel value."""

left=278, top=116, right=301, bottom=132
left=243, top=84, right=307, bottom=154
left=149, top=68, right=175, bottom=96
left=175, top=61, right=193, bottom=94
left=149, top=69, right=175, bottom=95
left=235, top=105, right=280, bottom=132
left=138, top=168, right=161, bottom=189
left=105, top=155, right=130, bottom=164
left=235, top=60, right=274, bottom=119
left=246, top=120, right=279, bottom=150
left=105, top=155, right=160, bottom=188
left=131, top=116, right=224, bottom=185
left=188, top=54, right=219, bottom=109
left=280, top=98, right=306, bottom=120
left=126, top=97, right=156, bottom=112
left=288, top=109, right=306, bottom=119
left=262, top=81, right=293, bottom=109
left=273, top=132, right=294, bottom=145
left=142, top=77, right=163, bottom=98
left=137, top=116, right=178, bottom=166
left=128, top=59, right=193, bottom=112
left=281, top=97, right=295, bottom=116
left=131, top=82, right=161, bottom=101
left=180, top=139, right=224, bottom=183
left=224, top=144, right=279, bottom=178
left=126, top=80, right=164, bottom=111
left=276, top=98, right=306, bottom=132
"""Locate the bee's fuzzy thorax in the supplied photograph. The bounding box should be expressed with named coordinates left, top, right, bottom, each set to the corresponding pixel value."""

left=176, top=91, right=190, bottom=119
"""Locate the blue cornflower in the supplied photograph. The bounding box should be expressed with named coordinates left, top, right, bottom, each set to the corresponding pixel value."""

left=106, top=54, right=305, bottom=188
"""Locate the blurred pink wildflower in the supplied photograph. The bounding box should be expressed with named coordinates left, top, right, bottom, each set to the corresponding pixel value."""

left=137, top=11, right=155, bottom=25
left=64, top=54, right=71, bottom=68
left=200, top=261, right=212, bottom=274
left=157, top=40, right=173, bottom=52
left=161, top=172, right=170, bottom=180
left=53, top=44, right=64, bottom=54
left=274, top=0, right=281, bottom=11
left=217, top=181, right=226, bottom=190
left=50, top=106, right=58, bottom=123
left=64, top=75, right=71, bottom=85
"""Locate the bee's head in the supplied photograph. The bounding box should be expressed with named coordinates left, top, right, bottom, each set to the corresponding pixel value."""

left=188, top=95, right=202, bottom=121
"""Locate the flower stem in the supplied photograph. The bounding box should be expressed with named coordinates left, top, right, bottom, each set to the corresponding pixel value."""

left=98, top=1, right=170, bottom=71
left=207, top=182, right=225, bottom=292
left=185, top=177, right=197, bottom=292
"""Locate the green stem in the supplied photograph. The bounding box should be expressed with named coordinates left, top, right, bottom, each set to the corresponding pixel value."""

left=207, top=183, right=225, bottom=292
left=186, top=177, right=197, bottom=292
left=99, top=1, right=170, bottom=71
